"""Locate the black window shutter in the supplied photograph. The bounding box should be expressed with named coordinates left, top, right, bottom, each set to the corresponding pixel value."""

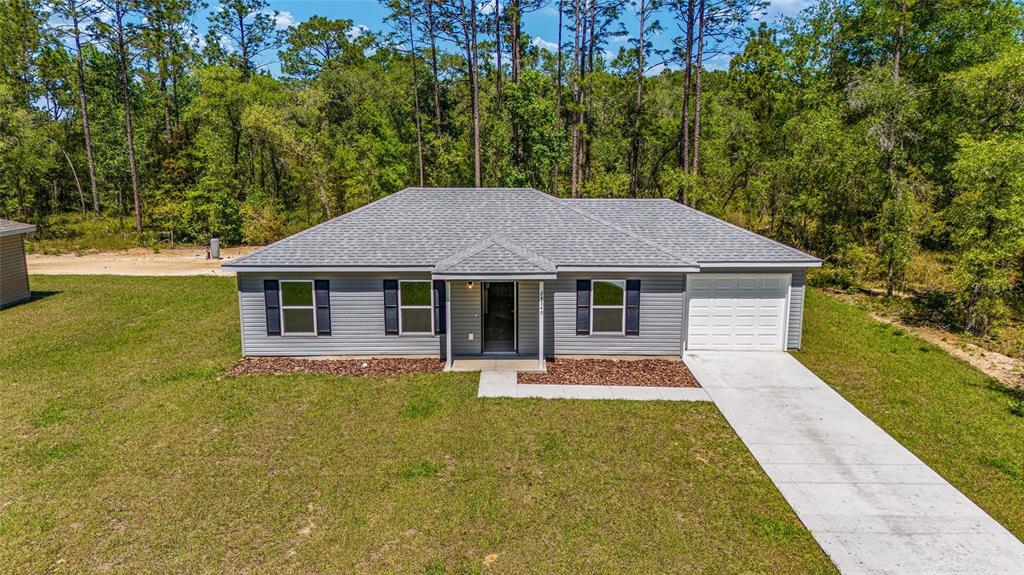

left=433, top=280, right=447, bottom=335
left=383, top=279, right=399, bottom=335
left=264, top=280, right=281, bottom=336
left=315, top=279, right=331, bottom=335
left=576, top=279, right=591, bottom=335
left=626, top=279, right=641, bottom=336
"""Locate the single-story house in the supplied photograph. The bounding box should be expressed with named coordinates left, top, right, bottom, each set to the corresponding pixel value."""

left=224, top=188, right=821, bottom=369
left=0, top=218, right=36, bottom=308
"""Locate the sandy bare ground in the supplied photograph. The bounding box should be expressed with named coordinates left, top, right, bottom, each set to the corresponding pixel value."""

left=27, top=246, right=260, bottom=276
left=868, top=312, right=1023, bottom=390
left=824, top=291, right=1022, bottom=390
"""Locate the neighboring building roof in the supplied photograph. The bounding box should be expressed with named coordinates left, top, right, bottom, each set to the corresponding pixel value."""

left=0, top=218, right=36, bottom=238
left=226, top=188, right=820, bottom=272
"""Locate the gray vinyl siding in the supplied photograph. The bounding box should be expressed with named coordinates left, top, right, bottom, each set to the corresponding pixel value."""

left=517, top=282, right=539, bottom=355
left=449, top=280, right=541, bottom=356
left=450, top=280, right=481, bottom=356
left=238, top=272, right=443, bottom=357
left=552, top=274, right=684, bottom=356
left=787, top=270, right=806, bottom=350
left=0, top=235, right=30, bottom=307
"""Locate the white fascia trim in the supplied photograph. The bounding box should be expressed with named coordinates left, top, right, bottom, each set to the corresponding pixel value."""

left=224, top=265, right=434, bottom=272
left=698, top=261, right=822, bottom=269
left=432, top=273, right=557, bottom=280
left=0, top=226, right=36, bottom=238
left=557, top=266, right=700, bottom=273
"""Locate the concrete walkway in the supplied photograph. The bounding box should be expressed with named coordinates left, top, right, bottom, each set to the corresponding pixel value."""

left=685, top=351, right=1023, bottom=575
left=477, top=371, right=711, bottom=401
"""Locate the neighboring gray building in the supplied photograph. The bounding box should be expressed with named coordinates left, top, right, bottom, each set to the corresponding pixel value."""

left=0, top=218, right=36, bottom=308
left=224, top=188, right=821, bottom=369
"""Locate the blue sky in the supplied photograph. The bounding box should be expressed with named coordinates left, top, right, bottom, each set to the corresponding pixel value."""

left=215, top=0, right=813, bottom=74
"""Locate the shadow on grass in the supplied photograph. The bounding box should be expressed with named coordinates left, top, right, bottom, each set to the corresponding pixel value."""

left=1, top=290, right=61, bottom=310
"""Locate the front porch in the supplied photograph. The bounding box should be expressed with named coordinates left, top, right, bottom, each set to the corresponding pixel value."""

left=433, top=235, right=558, bottom=372
left=440, top=277, right=548, bottom=372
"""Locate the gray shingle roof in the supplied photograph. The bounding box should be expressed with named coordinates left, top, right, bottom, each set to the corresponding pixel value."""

left=226, top=188, right=819, bottom=271
left=434, top=235, right=556, bottom=275
left=0, top=218, right=36, bottom=238
left=568, top=199, right=820, bottom=264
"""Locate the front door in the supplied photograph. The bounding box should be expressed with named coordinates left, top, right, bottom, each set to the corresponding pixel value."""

left=483, top=282, right=516, bottom=353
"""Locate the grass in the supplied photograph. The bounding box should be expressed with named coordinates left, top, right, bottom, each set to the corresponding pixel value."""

left=0, top=276, right=835, bottom=574
left=795, top=289, right=1024, bottom=538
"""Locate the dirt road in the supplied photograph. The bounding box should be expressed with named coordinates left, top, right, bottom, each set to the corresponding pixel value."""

left=26, top=246, right=260, bottom=276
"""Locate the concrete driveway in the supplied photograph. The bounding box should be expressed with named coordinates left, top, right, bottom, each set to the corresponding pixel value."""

left=685, top=351, right=1024, bottom=575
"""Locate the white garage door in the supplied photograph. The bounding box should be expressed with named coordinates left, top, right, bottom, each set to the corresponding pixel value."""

left=686, top=274, right=789, bottom=350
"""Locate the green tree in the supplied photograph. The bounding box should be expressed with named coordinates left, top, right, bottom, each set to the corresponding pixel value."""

left=205, top=0, right=279, bottom=79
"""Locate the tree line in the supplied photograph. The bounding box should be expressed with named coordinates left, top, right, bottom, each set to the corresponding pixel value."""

left=1, top=0, right=1022, bottom=334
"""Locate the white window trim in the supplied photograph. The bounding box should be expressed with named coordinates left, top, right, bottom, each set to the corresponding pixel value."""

left=590, top=279, right=626, bottom=335
left=279, top=279, right=317, bottom=336
left=398, top=280, right=434, bottom=336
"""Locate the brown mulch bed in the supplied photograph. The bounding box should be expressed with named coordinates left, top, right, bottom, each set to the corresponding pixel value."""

left=519, top=358, right=700, bottom=388
left=224, top=357, right=445, bottom=377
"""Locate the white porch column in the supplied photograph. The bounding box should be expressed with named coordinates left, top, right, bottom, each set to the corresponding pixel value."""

left=538, top=280, right=545, bottom=371
left=445, top=280, right=453, bottom=370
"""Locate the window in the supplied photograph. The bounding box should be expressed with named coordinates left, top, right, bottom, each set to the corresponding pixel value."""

left=280, top=280, right=316, bottom=335
left=591, top=279, right=625, bottom=334
left=399, top=280, right=433, bottom=334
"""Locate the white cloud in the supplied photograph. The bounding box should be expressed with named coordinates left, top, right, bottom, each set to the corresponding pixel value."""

left=273, top=10, right=295, bottom=30
left=531, top=36, right=558, bottom=52
left=346, top=23, right=370, bottom=41
left=218, top=33, right=234, bottom=53
left=479, top=0, right=496, bottom=16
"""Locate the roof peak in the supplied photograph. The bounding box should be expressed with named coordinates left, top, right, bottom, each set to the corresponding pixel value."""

left=434, top=234, right=555, bottom=274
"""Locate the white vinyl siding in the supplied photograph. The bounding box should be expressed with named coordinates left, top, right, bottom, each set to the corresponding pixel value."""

left=238, top=273, right=442, bottom=357
left=686, top=274, right=788, bottom=351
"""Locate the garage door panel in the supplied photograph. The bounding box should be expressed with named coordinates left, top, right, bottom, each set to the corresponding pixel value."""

left=687, top=274, right=788, bottom=351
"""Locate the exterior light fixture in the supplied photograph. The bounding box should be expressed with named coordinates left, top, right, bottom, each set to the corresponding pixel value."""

left=467, top=281, right=474, bottom=289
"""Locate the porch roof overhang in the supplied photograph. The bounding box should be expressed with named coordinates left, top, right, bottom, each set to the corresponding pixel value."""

left=432, top=273, right=558, bottom=280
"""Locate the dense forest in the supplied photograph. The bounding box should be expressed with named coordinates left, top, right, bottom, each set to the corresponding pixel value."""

left=0, top=0, right=1022, bottom=336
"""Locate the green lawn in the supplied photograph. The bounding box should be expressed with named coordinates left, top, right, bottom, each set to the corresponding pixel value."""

left=795, top=289, right=1024, bottom=538
left=0, top=276, right=835, bottom=574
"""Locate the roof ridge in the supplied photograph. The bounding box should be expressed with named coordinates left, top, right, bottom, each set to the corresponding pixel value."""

left=228, top=187, right=418, bottom=267
left=668, top=202, right=820, bottom=262
left=528, top=190, right=697, bottom=266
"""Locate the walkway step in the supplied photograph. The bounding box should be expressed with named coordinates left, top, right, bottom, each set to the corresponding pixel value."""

left=477, top=371, right=710, bottom=401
